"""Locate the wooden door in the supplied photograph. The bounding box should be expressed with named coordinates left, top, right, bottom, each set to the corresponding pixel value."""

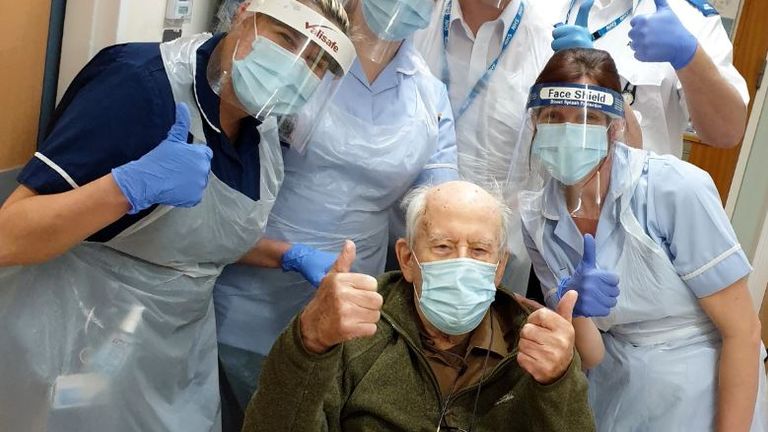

left=0, top=0, right=52, bottom=170
left=687, top=0, right=768, bottom=202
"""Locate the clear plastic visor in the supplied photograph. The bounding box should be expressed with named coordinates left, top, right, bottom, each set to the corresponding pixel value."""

left=208, top=0, right=356, bottom=148
left=349, top=0, right=435, bottom=62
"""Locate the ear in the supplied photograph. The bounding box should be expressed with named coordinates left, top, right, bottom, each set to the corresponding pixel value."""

left=232, top=1, right=252, bottom=26
left=395, top=239, right=415, bottom=282
left=494, top=252, right=509, bottom=286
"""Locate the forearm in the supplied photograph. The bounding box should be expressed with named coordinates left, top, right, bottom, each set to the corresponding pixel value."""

left=624, top=105, right=643, bottom=149
left=573, top=317, right=604, bottom=369
left=716, top=334, right=760, bottom=432
left=238, top=237, right=291, bottom=268
left=0, top=176, right=130, bottom=266
left=678, top=46, right=747, bottom=148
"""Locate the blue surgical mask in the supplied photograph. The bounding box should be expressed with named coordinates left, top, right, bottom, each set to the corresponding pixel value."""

left=415, top=257, right=498, bottom=336
left=532, top=123, right=609, bottom=185
left=362, top=0, right=434, bottom=41
left=231, top=37, right=320, bottom=117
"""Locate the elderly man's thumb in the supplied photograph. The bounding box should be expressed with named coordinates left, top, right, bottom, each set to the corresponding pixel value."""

left=557, top=290, right=578, bottom=322
left=330, top=240, right=357, bottom=274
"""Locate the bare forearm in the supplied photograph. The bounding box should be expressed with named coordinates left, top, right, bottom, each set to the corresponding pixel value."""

left=716, top=335, right=760, bottom=432
left=678, top=47, right=747, bottom=148
left=0, top=176, right=130, bottom=266
left=238, top=237, right=291, bottom=268
left=624, top=105, right=643, bottom=149
left=573, top=317, right=604, bottom=369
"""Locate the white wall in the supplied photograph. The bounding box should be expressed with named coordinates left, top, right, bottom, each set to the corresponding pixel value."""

left=57, top=0, right=218, bottom=101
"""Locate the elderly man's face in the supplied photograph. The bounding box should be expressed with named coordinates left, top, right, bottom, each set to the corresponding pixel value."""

left=396, top=182, right=509, bottom=295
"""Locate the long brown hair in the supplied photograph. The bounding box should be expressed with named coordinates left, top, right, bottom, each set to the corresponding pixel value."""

left=534, top=48, right=621, bottom=92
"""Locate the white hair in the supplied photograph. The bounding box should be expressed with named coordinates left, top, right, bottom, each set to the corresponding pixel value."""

left=401, top=182, right=513, bottom=253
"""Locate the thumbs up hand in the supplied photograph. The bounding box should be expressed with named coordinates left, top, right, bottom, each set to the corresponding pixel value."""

left=629, top=0, right=698, bottom=69
left=299, top=241, right=382, bottom=354
left=517, top=291, right=578, bottom=384
left=557, top=234, right=620, bottom=318
left=551, top=0, right=594, bottom=52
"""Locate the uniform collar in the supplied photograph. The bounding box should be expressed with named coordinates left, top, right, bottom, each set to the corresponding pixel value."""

left=540, top=144, right=633, bottom=253
left=349, top=38, right=421, bottom=94
left=449, top=0, right=524, bottom=38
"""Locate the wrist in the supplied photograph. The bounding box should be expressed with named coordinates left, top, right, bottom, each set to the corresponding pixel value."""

left=110, top=165, right=144, bottom=215
left=299, top=310, right=329, bottom=354
left=673, top=39, right=699, bottom=70
left=281, top=243, right=305, bottom=272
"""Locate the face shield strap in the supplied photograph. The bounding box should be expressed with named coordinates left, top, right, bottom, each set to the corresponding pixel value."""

left=527, top=82, right=624, bottom=119
left=247, top=0, right=356, bottom=74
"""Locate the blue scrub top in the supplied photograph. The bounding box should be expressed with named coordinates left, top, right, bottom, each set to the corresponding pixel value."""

left=525, top=145, right=752, bottom=305
left=17, top=34, right=262, bottom=242
left=332, top=39, right=458, bottom=184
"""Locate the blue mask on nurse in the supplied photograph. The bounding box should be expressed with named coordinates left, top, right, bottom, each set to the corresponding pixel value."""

left=361, top=0, right=435, bottom=41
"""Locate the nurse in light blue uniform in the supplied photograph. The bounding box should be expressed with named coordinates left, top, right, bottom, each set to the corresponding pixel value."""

left=213, top=0, right=458, bottom=411
left=515, top=48, right=768, bottom=431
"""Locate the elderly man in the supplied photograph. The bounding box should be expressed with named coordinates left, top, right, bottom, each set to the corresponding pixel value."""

left=242, top=181, right=595, bottom=431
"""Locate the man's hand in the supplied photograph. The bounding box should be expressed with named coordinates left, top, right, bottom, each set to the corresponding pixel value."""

left=299, top=240, right=382, bottom=354
left=516, top=291, right=578, bottom=384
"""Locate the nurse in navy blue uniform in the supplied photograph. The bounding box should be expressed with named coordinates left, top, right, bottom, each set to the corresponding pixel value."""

left=0, top=1, right=356, bottom=431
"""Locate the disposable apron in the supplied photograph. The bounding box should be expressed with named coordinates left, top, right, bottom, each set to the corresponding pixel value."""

left=522, top=145, right=768, bottom=431
left=0, top=33, right=283, bottom=432
left=214, top=84, right=439, bottom=359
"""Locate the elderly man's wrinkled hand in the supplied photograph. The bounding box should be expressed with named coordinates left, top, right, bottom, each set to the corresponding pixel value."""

left=517, top=291, right=577, bottom=385
left=299, top=240, right=382, bottom=354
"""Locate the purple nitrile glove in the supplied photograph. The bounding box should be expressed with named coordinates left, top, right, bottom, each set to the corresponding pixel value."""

left=556, top=234, right=620, bottom=318
left=281, top=243, right=339, bottom=287
left=112, top=103, right=213, bottom=214
left=628, top=0, right=698, bottom=69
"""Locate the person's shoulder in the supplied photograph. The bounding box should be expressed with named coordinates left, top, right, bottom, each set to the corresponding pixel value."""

left=89, top=42, right=165, bottom=77
left=666, top=0, right=721, bottom=19
left=645, top=151, right=715, bottom=195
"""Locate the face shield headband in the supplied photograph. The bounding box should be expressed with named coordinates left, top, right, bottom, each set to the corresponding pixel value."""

left=526, top=82, right=624, bottom=119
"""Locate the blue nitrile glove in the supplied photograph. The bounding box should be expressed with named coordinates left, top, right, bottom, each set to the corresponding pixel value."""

left=112, top=103, right=213, bottom=214
left=552, top=0, right=594, bottom=52
left=556, top=234, right=620, bottom=318
left=281, top=244, right=339, bottom=287
left=628, top=0, right=698, bottom=69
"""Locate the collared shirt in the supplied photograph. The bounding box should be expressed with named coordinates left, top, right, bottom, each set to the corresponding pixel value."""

left=17, top=34, right=263, bottom=242
left=419, top=309, right=510, bottom=398
left=414, top=0, right=553, bottom=186
left=331, top=39, right=458, bottom=184
left=532, top=0, right=749, bottom=157
left=524, top=144, right=751, bottom=306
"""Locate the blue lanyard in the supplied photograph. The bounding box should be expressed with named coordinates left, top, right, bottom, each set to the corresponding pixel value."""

left=564, top=0, right=636, bottom=41
left=441, top=0, right=525, bottom=120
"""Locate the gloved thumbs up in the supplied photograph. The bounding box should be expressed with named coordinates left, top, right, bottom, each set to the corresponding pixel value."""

left=551, top=0, right=594, bottom=52
left=580, top=232, right=597, bottom=269
left=556, top=234, right=620, bottom=318
left=629, top=0, right=697, bottom=69
left=574, top=0, right=593, bottom=27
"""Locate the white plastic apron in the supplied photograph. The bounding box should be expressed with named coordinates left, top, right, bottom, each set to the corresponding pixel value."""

left=0, top=34, right=282, bottom=432
left=522, top=146, right=768, bottom=431
left=214, top=81, right=439, bottom=354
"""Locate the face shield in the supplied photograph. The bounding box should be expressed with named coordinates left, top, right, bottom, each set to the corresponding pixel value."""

left=510, top=82, right=625, bottom=223
left=208, top=0, right=356, bottom=149
left=352, top=0, right=435, bottom=62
